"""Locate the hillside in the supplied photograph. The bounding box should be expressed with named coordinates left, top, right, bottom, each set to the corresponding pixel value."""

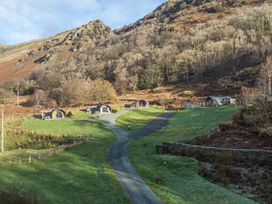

left=0, top=20, right=112, bottom=83
left=0, top=0, right=271, bottom=96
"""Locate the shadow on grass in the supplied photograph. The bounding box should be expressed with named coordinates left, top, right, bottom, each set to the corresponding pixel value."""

left=0, top=129, right=129, bottom=204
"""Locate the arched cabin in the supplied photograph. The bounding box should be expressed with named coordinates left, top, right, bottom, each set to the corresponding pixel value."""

left=87, top=105, right=112, bottom=114
left=205, top=96, right=236, bottom=106
left=41, top=109, right=66, bottom=120
left=139, top=100, right=149, bottom=107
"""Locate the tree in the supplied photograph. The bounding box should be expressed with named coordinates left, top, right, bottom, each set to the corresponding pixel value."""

left=176, top=50, right=196, bottom=84
left=241, top=87, right=260, bottom=106
left=0, top=88, right=14, bottom=105
left=139, top=65, right=163, bottom=90
left=48, top=88, right=62, bottom=105
left=2, top=78, right=35, bottom=95
left=259, top=56, right=272, bottom=100
left=155, top=46, right=177, bottom=82
left=31, top=70, right=63, bottom=90
left=32, top=89, right=47, bottom=106
left=90, top=79, right=117, bottom=103
left=61, top=79, right=92, bottom=106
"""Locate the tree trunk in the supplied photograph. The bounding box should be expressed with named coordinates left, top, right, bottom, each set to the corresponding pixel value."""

left=268, top=71, right=271, bottom=101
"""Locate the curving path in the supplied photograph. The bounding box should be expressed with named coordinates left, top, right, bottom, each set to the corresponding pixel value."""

left=99, top=111, right=175, bottom=204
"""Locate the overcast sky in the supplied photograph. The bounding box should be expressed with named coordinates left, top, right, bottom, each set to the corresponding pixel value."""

left=0, top=0, right=164, bottom=45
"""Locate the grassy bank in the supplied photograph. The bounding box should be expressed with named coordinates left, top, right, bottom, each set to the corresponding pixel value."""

left=116, top=107, right=164, bottom=131
left=128, top=106, right=257, bottom=204
left=0, top=120, right=129, bottom=204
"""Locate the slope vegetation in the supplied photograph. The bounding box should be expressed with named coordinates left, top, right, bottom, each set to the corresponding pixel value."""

left=0, top=0, right=271, bottom=94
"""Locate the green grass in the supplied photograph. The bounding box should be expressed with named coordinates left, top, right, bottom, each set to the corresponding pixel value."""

left=116, top=107, right=164, bottom=131
left=23, top=119, right=98, bottom=137
left=111, top=105, right=123, bottom=114
left=0, top=121, right=129, bottom=204
left=6, top=117, right=97, bottom=150
left=69, top=110, right=98, bottom=120
left=128, top=106, right=258, bottom=204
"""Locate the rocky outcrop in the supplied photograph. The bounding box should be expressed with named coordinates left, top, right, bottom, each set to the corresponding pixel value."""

left=33, top=20, right=112, bottom=63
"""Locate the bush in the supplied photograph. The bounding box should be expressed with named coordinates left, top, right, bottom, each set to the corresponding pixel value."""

left=205, top=4, right=222, bottom=13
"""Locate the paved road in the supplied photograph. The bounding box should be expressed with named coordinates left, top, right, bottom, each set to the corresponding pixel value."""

left=101, top=111, right=176, bottom=204
left=99, top=110, right=129, bottom=139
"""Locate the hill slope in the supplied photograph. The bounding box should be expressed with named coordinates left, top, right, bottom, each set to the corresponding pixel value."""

left=0, top=0, right=271, bottom=94
left=0, top=20, right=112, bottom=82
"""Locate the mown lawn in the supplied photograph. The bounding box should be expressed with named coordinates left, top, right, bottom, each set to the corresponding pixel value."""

left=129, top=106, right=258, bottom=204
left=23, top=119, right=97, bottom=137
left=116, top=107, right=164, bottom=131
left=69, top=110, right=96, bottom=119
left=0, top=120, right=129, bottom=204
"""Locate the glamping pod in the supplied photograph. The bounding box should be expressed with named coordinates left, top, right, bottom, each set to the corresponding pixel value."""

left=205, top=96, right=236, bottom=106
left=87, top=105, right=112, bottom=114
left=41, top=109, right=66, bottom=120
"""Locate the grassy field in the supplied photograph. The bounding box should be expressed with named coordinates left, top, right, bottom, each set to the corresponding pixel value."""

left=69, top=110, right=95, bottom=119
left=116, top=107, right=164, bottom=131
left=5, top=115, right=96, bottom=150
left=128, top=106, right=258, bottom=204
left=0, top=120, right=129, bottom=204
left=23, top=119, right=98, bottom=137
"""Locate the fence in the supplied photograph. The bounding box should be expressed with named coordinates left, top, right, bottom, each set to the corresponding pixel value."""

left=0, top=137, right=89, bottom=165
left=157, top=142, right=272, bottom=164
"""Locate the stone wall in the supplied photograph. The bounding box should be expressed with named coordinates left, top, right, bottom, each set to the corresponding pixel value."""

left=157, top=142, right=272, bottom=163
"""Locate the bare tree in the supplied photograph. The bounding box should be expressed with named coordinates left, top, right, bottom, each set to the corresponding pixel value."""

left=259, top=56, right=272, bottom=100
left=61, top=79, right=92, bottom=106
left=241, top=87, right=261, bottom=106
left=32, top=89, right=47, bottom=106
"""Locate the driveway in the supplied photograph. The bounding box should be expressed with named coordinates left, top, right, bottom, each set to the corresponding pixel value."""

left=99, top=111, right=175, bottom=204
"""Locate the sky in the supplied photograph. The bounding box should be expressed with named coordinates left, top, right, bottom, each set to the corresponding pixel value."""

left=0, top=0, right=165, bottom=45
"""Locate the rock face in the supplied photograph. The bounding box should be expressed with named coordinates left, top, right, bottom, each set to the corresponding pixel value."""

left=33, top=20, right=112, bottom=63
left=45, top=20, right=110, bottom=51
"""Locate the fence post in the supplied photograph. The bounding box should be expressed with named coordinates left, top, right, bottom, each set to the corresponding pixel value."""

left=28, top=155, right=32, bottom=164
